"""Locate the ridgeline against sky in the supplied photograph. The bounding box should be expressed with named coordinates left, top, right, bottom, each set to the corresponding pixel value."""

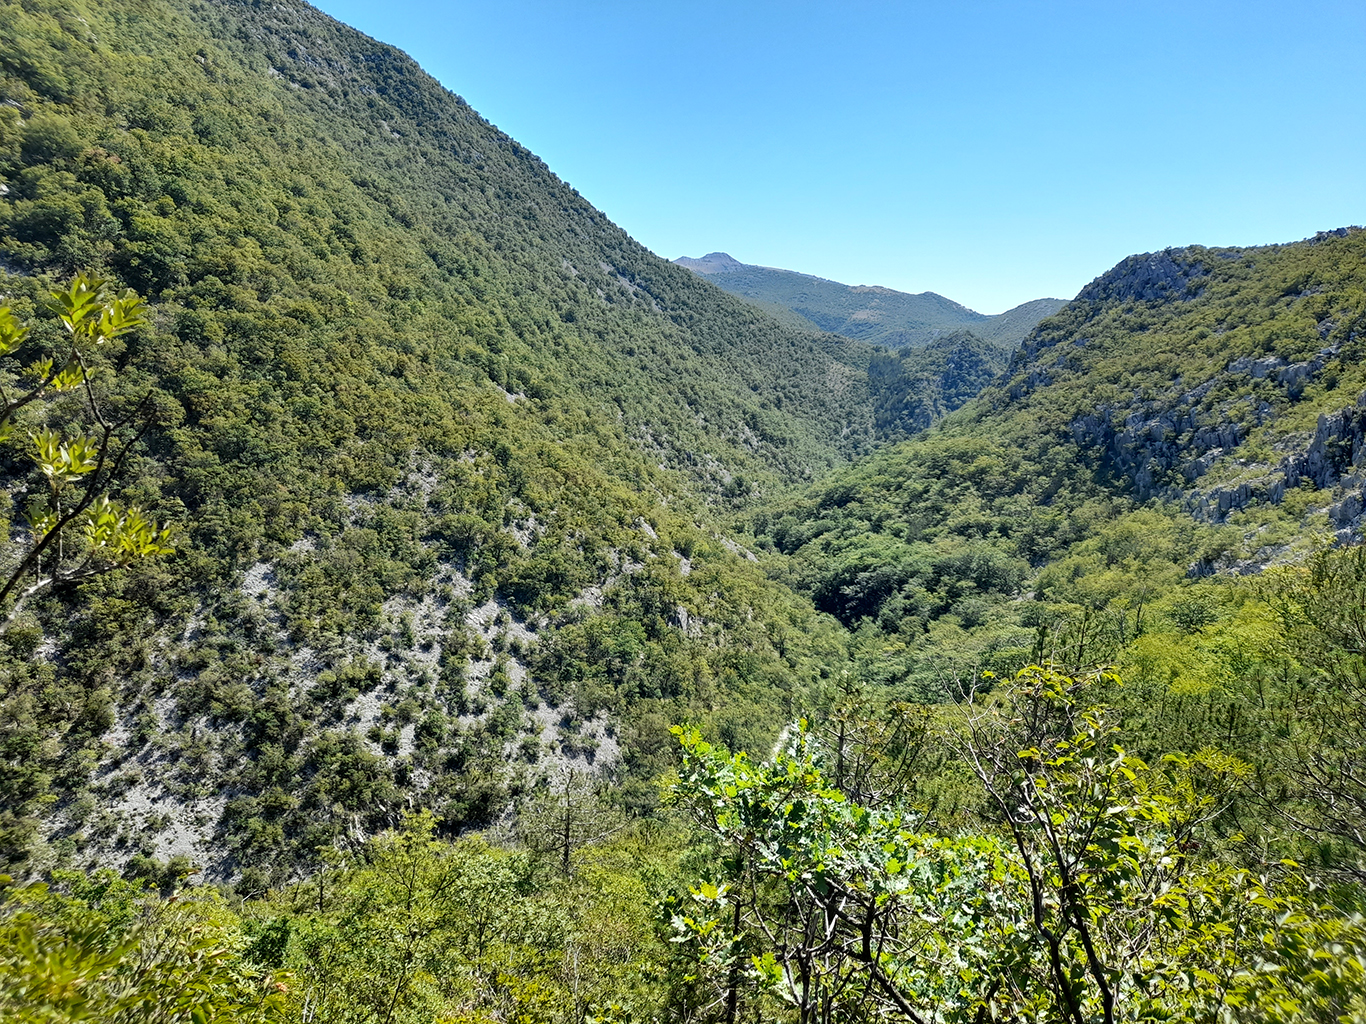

left=313, top=0, right=1365, bottom=312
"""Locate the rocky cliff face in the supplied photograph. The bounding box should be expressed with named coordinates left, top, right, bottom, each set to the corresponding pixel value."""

left=1186, top=396, right=1366, bottom=534
left=1068, top=340, right=1346, bottom=505
left=1073, top=249, right=1208, bottom=305
left=1000, top=230, right=1366, bottom=557
left=1072, top=364, right=1366, bottom=563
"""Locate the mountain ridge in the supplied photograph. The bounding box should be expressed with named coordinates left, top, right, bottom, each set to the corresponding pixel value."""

left=0, top=0, right=895, bottom=878
left=673, top=250, right=1067, bottom=348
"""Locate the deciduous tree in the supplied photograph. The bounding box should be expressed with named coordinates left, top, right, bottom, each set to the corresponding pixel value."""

left=0, top=273, right=176, bottom=628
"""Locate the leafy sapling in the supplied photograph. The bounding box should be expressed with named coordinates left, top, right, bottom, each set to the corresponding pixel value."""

left=0, top=273, right=177, bottom=627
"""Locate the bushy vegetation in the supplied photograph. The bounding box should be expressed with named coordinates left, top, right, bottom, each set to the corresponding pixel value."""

left=9, top=538, right=1366, bottom=1022
left=0, top=0, right=893, bottom=877
left=865, top=329, right=1010, bottom=437
left=2, top=0, right=1366, bottom=1019
left=755, top=229, right=1366, bottom=696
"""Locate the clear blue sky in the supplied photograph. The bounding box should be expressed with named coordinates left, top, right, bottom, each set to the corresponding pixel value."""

left=312, top=0, right=1364, bottom=314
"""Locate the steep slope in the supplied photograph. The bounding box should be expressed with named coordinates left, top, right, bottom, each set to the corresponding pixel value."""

left=999, top=232, right=1366, bottom=529
left=674, top=251, right=1067, bottom=349
left=0, top=0, right=879, bottom=879
left=757, top=229, right=1366, bottom=693
left=867, top=329, right=1011, bottom=436
left=6, top=0, right=1357, bottom=891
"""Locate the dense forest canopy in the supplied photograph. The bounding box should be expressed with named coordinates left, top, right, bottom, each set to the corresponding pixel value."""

left=0, top=0, right=901, bottom=880
left=1, top=0, right=1365, bottom=1021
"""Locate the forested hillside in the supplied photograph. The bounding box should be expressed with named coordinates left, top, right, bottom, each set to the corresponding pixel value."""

left=0, top=0, right=900, bottom=879
left=866, top=329, right=1010, bottom=435
left=3, top=1, right=1366, bottom=1021
left=674, top=251, right=1067, bottom=348
left=758, top=229, right=1366, bottom=692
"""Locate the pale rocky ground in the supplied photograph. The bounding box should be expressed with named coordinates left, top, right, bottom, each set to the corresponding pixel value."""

left=54, top=464, right=699, bottom=878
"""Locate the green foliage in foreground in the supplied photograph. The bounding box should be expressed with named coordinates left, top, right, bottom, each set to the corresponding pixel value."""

left=7, top=536, right=1366, bottom=1020
left=6, top=656, right=1365, bottom=1024
left=2, top=816, right=683, bottom=1024
left=671, top=669, right=1366, bottom=1024
left=0, top=273, right=176, bottom=627
left=0, top=869, right=287, bottom=1023
left=9, top=542, right=1366, bottom=1021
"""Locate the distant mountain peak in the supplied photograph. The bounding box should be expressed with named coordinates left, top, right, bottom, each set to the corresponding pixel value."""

left=673, top=252, right=1067, bottom=350
left=674, top=252, right=748, bottom=274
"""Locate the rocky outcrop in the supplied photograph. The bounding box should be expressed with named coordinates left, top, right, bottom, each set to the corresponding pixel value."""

left=1074, top=249, right=1208, bottom=305
left=1073, top=392, right=1366, bottom=536
left=1278, top=399, right=1366, bottom=492
left=1070, top=393, right=1251, bottom=504
left=1226, top=343, right=1339, bottom=398
left=1009, top=249, right=1208, bottom=371
left=1067, top=338, right=1348, bottom=508
left=1184, top=395, right=1366, bottom=533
